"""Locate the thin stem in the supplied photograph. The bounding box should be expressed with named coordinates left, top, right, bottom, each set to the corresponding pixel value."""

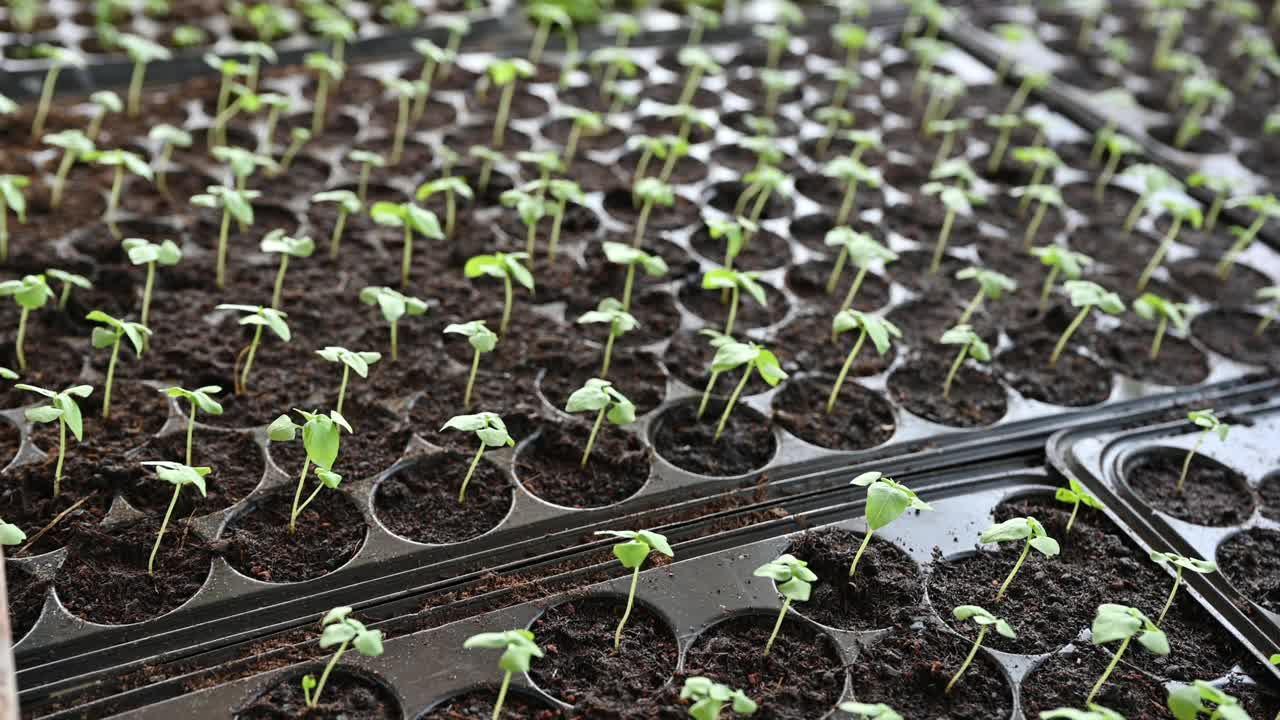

left=107, top=166, right=124, bottom=239
left=400, top=226, right=413, bottom=289
left=582, top=407, right=606, bottom=467
left=1149, top=316, right=1168, bottom=360
left=492, top=671, right=512, bottom=720
left=31, top=67, right=60, bottom=141
left=1174, top=100, right=1207, bottom=148
left=309, top=639, right=349, bottom=709
left=827, top=329, right=867, bottom=414
left=601, top=330, right=616, bottom=378
left=942, top=343, right=969, bottom=400
left=15, top=308, right=28, bottom=371
left=1024, top=201, right=1047, bottom=249
left=390, top=319, right=399, bottom=362
left=988, top=127, right=1011, bottom=173
left=930, top=211, right=955, bottom=274
left=500, top=275, right=513, bottom=337
left=1090, top=122, right=1114, bottom=165
left=1156, top=566, right=1182, bottom=627
left=185, top=404, right=195, bottom=466
left=1049, top=306, right=1091, bottom=368
left=336, top=365, right=349, bottom=415
left=271, top=256, right=289, bottom=310
left=714, top=362, right=753, bottom=441
left=1095, top=150, right=1121, bottom=202
left=825, top=246, right=849, bottom=295
left=288, top=457, right=311, bottom=534
left=459, top=441, right=485, bottom=503
left=1065, top=499, right=1080, bottom=534
left=157, top=144, right=174, bottom=196
left=493, top=82, right=516, bottom=148
left=1137, top=216, right=1179, bottom=292
left=216, top=207, right=231, bottom=289
left=1255, top=305, right=1277, bottom=336
left=1176, top=430, right=1205, bottom=493
left=140, top=262, right=156, bottom=329
left=294, top=475, right=328, bottom=519
left=1205, top=194, right=1224, bottom=233
left=762, top=597, right=791, bottom=657
left=848, top=529, right=873, bottom=577
left=51, top=151, right=74, bottom=209
left=548, top=201, right=565, bottom=261
left=103, top=337, right=120, bottom=420
left=447, top=192, right=458, bottom=239
left=1217, top=216, right=1265, bottom=278
left=329, top=210, right=347, bottom=260
left=413, top=59, right=436, bottom=121
left=945, top=626, right=987, bottom=695
left=54, top=418, right=65, bottom=496
left=724, top=285, right=740, bottom=337
left=677, top=67, right=704, bottom=107
left=464, top=348, right=479, bottom=409
left=1038, top=266, right=1059, bottom=316
left=58, top=284, right=70, bottom=311
left=837, top=266, right=869, bottom=319
left=697, top=371, right=720, bottom=419
left=525, top=217, right=537, bottom=257
left=357, top=164, right=371, bottom=205
left=1122, top=196, right=1147, bottom=235
left=0, top=205, right=8, bottom=263
left=262, top=108, right=280, bottom=156
left=632, top=148, right=653, bottom=188
left=622, top=263, right=637, bottom=311
left=311, top=75, right=329, bottom=136
left=632, top=199, right=653, bottom=248
left=147, top=483, right=182, bottom=575
left=614, top=564, right=641, bottom=649
left=958, top=288, right=984, bottom=325
left=1086, top=637, right=1131, bottom=705
left=390, top=96, right=409, bottom=165
left=239, top=324, right=264, bottom=395
left=995, top=539, right=1032, bottom=601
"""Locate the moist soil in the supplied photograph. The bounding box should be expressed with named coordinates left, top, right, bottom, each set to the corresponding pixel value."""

left=7, top=561, right=49, bottom=643
left=29, top=381, right=169, bottom=461
left=127, top=431, right=265, bottom=516
left=1096, top=324, right=1209, bottom=387
left=676, top=278, right=789, bottom=332
left=418, top=688, right=562, bottom=720
left=373, top=450, right=513, bottom=544
left=771, top=375, right=896, bottom=451
left=219, top=489, right=367, bottom=583
left=1124, top=448, right=1255, bottom=526
left=528, top=597, right=678, bottom=705
left=887, top=353, right=1008, bottom=428
left=771, top=314, right=897, bottom=379
left=537, top=350, right=669, bottom=417
left=786, top=528, right=923, bottom=631
left=662, top=329, right=773, bottom=397
left=1216, top=528, right=1280, bottom=614
left=1192, top=309, right=1280, bottom=368
left=688, top=226, right=793, bottom=272
left=235, top=668, right=402, bottom=719
left=650, top=401, right=776, bottom=477
left=683, top=614, right=845, bottom=720
left=0, top=457, right=115, bottom=555
left=785, top=261, right=892, bottom=314
left=996, top=334, right=1113, bottom=407
left=268, top=400, right=411, bottom=481
left=514, top=421, right=651, bottom=508
left=1020, top=644, right=1169, bottom=720
left=409, top=369, right=543, bottom=452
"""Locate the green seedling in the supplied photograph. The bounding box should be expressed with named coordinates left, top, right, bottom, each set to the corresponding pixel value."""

left=848, top=471, right=931, bottom=578
left=370, top=201, right=443, bottom=289
left=17, top=383, right=92, bottom=495
left=311, top=190, right=362, bottom=259
left=985, top=114, right=1023, bottom=173
left=676, top=47, right=722, bottom=107
left=0, top=519, right=26, bottom=547
left=940, top=324, right=991, bottom=400
left=827, top=311, right=899, bottom=413
left=981, top=516, right=1060, bottom=601
left=1149, top=551, right=1217, bottom=627
left=162, top=386, right=222, bottom=465
left=305, top=52, right=345, bottom=135
left=517, top=151, right=564, bottom=199
left=591, top=49, right=639, bottom=109
left=594, top=528, right=673, bottom=648
left=839, top=703, right=902, bottom=720
left=441, top=412, right=513, bottom=503
left=702, top=268, right=766, bottom=339
left=684, top=4, right=721, bottom=46
left=45, top=268, right=89, bottom=313
left=825, top=229, right=896, bottom=322
left=1174, top=76, right=1232, bottom=149
left=559, top=107, right=604, bottom=168
left=1167, top=680, right=1249, bottom=720
left=759, top=69, right=799, bottom=118
left=1050, top=281, right=1125, bottom=368
left=117, top=34, right=171, bottom=117
left=87, top=311, right=149, bottom=418
left=0, top=275, right=53, bottom=371
left=5, top=0, right=38, bottom=34
left=259, top=230, right=313, bottom=310
left=1030, top=247, right=1091, bottom=316
left=147, top=125, right=192, bottom=197
left=1086, top=604, right=1169, bottom=704
left=1011, top=185, right=1063, bottom=249
left=1120, top=164, right=1182, bottom=235
left=756, top=23, right=795, bottom=71
left=381, top=0, right=419, bottom=28
left=705, top=216, right=757, bottom=283
left=302, top=607, right=384, bottom=709
left=526, top=2, right=572, bottom=65
left=753, top=554, right=815, bottom=657
left=655, top=104, right=714, bottom=155
left=1040, top=705, right=1126, bottom=720
left=267, top=409, right=349, bottom=533
left=192, top=186, right=260, bottom=289
left=123, top=238, right=181, bottom=331
left=1178, top=409, right=1230, bottom=493
left=921, top=74, right=966, bottom=131
left=432, top=15, right=470, bottom=79
left=238, top=2, right=296, bottom=43
left=946, top=605, right=1016, bottom=694
left=602, top=241, right=668, bottom=312
left=1137, top=197, right=1202, bottom=291
left=631, top=177, right=676, bottom=248
left=486, top=58, right=536, bottom=149
left=236, top=40, right=277, bottom=94
left=142, top=461, right=208, bottom=574
left=1133, top=293, right=1189, bottom=360
left=467, top=146, right=504, bottom=196
left=824, top=64, right=864, bottom=114
left=1255, top=286, right=1280, bottom=335
left=381, top=78, right=424, bottom=165
left=0, top=174, right=28, bottom=262
left=956, top=267, right=1018, bottom=325
left=577, top=298, right=638, bottom=378
left=463, top=629, right=543, bottom=720
left=923, top=181, right=983, bottom=274
left=681, top=677, right=757, bottom=720
left=991, top=23, right=1033, bottom=82
left=203, top=54, right=249, bottom=143
left=317, top=347, right=380, bottom=415
left=1055, top=476, right=1103, bottom=534
left=925, top=118, right=970, bottom=169
left=1186, top=172, right=1238, bottom=233
left=500, top=187, right=552, bottom=258
left=90, top=149, right=154, bottom=239
left=842, top=129, right=884, bottom=165
left=217, top=304, right=290, bottom=395
left=84, top=91, right=122, bottom=143
left=346, top=150, right=385, bottom=206
left=212, top=146, right=275, bottom=197
left=1218, top=194, right=1280, bottom=279
left=736, top=135, right=782, bottom=175
left=256, top=93, right=291, bottom=155
left=1092, top=131, right=1141, bottom=202
left=360, top=286, right=427, bottom=362
left=814, top=107, right=854, bottom=158
left=626, top=135, right=666, bottom=187
left=833, top=22, right=872, bottom=71
left=705, top=340, right=786, bottom=442
left=409, top=39, right=451, bottom=121
left=313, top=12, right=356, bottom=64
left=734, top=166, right=790, bottom=231
left=1012, top=147, right=1063, bottom=203
left=444, top=321, right=496, bottom=409
left=30, top=45, right=87, bottom=140
left=543, top=180, right=585, bottom=261
left=566, top=378, right=635, bottom=467
left=464, top=252, right=534, bottom=338
left=277, top=131, right=315, bottom=177
left=823, top=157, right=883, bottom=228
left=1088, top=89, right=1137, bottom=163
left=207, top=84, right=262, bottom=149
left=416, top=177, right=473, bottom=240
left=1005, top=69, right=1050, bottom=116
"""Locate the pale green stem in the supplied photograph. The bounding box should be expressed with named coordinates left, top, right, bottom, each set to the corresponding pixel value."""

left=632, top=200, right=653, bottom=248
left=1086, top=637, right=1131, bottom=705
left=357, top=164, right=371, bottom=205
left=614, top=563, right=641, bottom=649
left=493, top=82, right=516, bottom=148
left=1216, top=216, right=1265, bottom=278
left=390, top=320, right=399, bottom=362
left=930, top=211, right=955, bottom=274
left=1255, top=305, right=1277, bottom=336
left=464, top=348, right=480, bottom=409
left=564, top=125, right=582, bottom=168
left=836, top=180, right=859, bottom=226
left=31, top=67, right=61, bottom=141
left=308, top=639, right=349, bottom=708
left=1174, top=98, right=1208, bottom=149
left=499, top=275, right=513, bottom=337
left=601, top=330, right=616, bottom=378
left=1024, top=202, right=1048, bottom=249
left=942, top=343, right=969, bottom=400
left=1205, top=194, right=1224, bottom=233
left=51, top=151, right=75, bottom=209
left=622, top=263, right=637, bottom=311
left=294, top=475, right=328, bottom=520
left=1149, top=316, right=1168, bottom=360
left=53, top=418, right=65, bottom=496
left=525, top=218, right=537, bottom=257
left=288, top=457, right=311, bottom=534
left=492, top=671, right=512, bottom=720
left=1094, top=150, right=1122, bottom=202
left=995, top=539, right=1032, bottom=601
left=102, top=337, right=120, bottom=419
left=1090, top=121, right=1116, bottom=165
left=107, top=166, right=124, bottom=239
left=311, top=75, right=329, bottom=135
left=713, top=362, right=753, bottom=441
left=216, top=207, right=231, bottom=289
left=826, top=247, right=849, bottom=296
left=156, top=144, right=174, bottom=196
left=988, top=128, right=1012, bottom=173
left=837, top=266, right=869, bottom=319
left=239, top=324, right=264, bottom=394
left=827, top=329, right=867, bottom=414
left=270, top=255, right=289, bottom=310
left=1122, top=196, right=1147, bottom=235
left=15, top=308, right=28, bottom=371
left=677, top=67, right=704, bottom=107
left=945, top=625, right=987, bottom=695
left=400, top=226, right=413, bottom=289
left=184, top=403, right=195, bottom=466
left=390, top=96, right=410, bottom=165
left=1038, top=266, right=1059, bottom=315
left=1, top=206, right=8, bottom=263
left=581, top=407, right=605, bottom=467
left=959, top=288, right=984, bottom=325
left=329, top=210, right=348, bottom=259
left=1065, top=499, right=1080, bottom=534
left=1156, top=566, right=1182, bottom=627
left=763, top=597, right=791, bottom=657
left=697, top=371, right=720, bottom=420
left=1137, top=217, right=1181, bottom=292
left=848, top=528, right=873, bottom=578
left=140, top=262, right=156, bottom=329
left=1049, top=305, right=1091, bottom=368
left=262, top=108, right=280, bottom=156
left=336, top=365, right=349, bottom=415
left=413, top=59, right=437, bottom=121
left=632, top=148, right=654, bottom=188
left=1176, top=430, right=1206, bottom=493
left=459, top=440, right=484, bottom=503
left=147, top=483, right=182, bottom=575
left=723, top=285, right=740, bottom=337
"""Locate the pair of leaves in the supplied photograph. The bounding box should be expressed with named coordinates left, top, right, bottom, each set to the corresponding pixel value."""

left=88, top=311, right=151, bottom=356
left=1188, top=409, right=1230, bottom=440
left=953, top=604, right=1016, bottom=639
left=709, top=342, right=787, bottom=387
left=441, top=412, right=514, bottom=448
left=19, top=384, right=93, bottom=441
left=852, top=471, right=932, bottom=531
left=980, top=516, right=1061, bottom=557
left=1091, top=603, right=1169, bottom=655
left=565, top=378, right=636, bottom=425
left=268, top=410, right=352, bottom=471
left=1167, top=680, right=1249, bottom=720
left=123, top=238, right=182, bottom=267
left=1064, top=280, right=1126, bottom=314
left=0, top=275, right=54, bottom=311
left=680, top=677, right=757, bottom=720
left=1031, top=246, right=1091, bottom=280
left=578, top=298, right=639, bottom=338
left=595, top=529, right=673, bottom=569
left=317, top=346, right=382, bottom=378
left=1054, top=477, right=1103, bottom=511
left=164, top=385, right=223, bottom=416
left=217, top=304, right=291, bottom=342
left=753, top=553, right=817, bottom=602
left=825, top=228, right=896, bottom=267
left=464, top=253, right=536, bottom=292
left=360, top=286, right=428, bottom=325
left=602, top=242, right=669, bottom=277
left=463, top=629, right=543, bottom=673
left=318, top=607, right=384, bottom=657
left=940, top=325, right=992, bottom=362
left=143, top=461, right=210, bottom=497
left=444, top=321, right=498, bottom=353
left=832, top=311, right=900, bottom=355
left=1149, top=551, right=1217, bottom=575
left=370, top=202, right=444, bottom=239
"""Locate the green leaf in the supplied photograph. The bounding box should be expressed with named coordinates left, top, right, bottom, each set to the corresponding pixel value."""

left=25, top=406, right=63, bottom=424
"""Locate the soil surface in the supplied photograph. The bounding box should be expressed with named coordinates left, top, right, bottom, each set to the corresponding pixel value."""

left=235, top=668, right=402, bottom=719
left=219, top=489, right=367, bottom=583
left=374, top=450, right=513, bottom=544
left=7, top=561, right=48, bottom=643
left=515, top=421, right=651, bottom=508
left=128, top=431, right=265, bottom=515
left=887, top=353, right=1008, bottom=428
left=772, top=375, right=896, bottom=450
left=1124, top=447, right=1255, bottom=526
left=651, top=402, right=776, bottom=477
left=1217, top=528, right=1280, bottom=614
left=787, top=528, right=923, bottom=630
left=418, top=688, right=562, bottom=719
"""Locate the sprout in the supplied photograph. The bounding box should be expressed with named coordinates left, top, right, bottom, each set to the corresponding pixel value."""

left=759, top=69, right=799, bottom=118
left=541, top=180, right=586, bottom=261
left=0, top=175, right=28, bottom=262
left=84, top=91, right=123, bottom=143
left=503, top=186, right=553, bottom=258
left=302, top=607, right=384, bottom=710
left=701, top=268, right=766, bottom=338
left=1050, top=281, right=1125, bottom=369
left=464, top=252, right=534, bottom=338
left=602, top=242, right=668, bottom=312
left=0, top=275, right=53, bottom=371
left=1217, top=194, right=1280, bottom=279
left=676, top=47, right=722, bottom=108
left=360, top=286, right=427, bottom=362
left=756, top=23, right=794, bottom=71
left=558, top=107, right=604, bottom=168
left=1005, top=69, right=1050, bottom=116
left=594, top=529, right=673, bottom=647
left=526, top=2, right=572, bottom=64
left=839, top=703, right=902, bottom=720
left=17, top=383, right=92, bottom=495
left=925, top=118, right=970, bottom=169
left=1092, top=131, right=1141, bottom=202
left=256, top=230, right=313, bottom=310
left=468, top=145, right=506, bottom=195
left=90, top=149, right=154, bottom=239
left=655, top=103, right=715, bottom=153
left=1174, top=76, right=1232, bottom=149
left=213, top=146, right=275, bottom=198
left=346, top=150, right=386, bottom=206
left=1086, top=604, right=1169, bottom=704
left=1041, top=705, right=1126, bottom=720
left=122, top=238, right=181, bottom=334
left=45, top=268, right=90, bottom=313
left=1167, top=680, right=1248, bottom=720
left=42, top=129, right=96, bottom=210
left=733, top=166, right=790, bottom=233
left=823, top=157, right=883, bottom=228
left=984, top=114, right=1023, bottom=172
left=30, top=45, right=87, bottom=140
left=370, top=201, right=443, bottom=289
left=236, top=41, right=277, bottom=94
left=485, top=58, right=536, bottom=149
left=216, top=304, right=290, bottom=394
left=1178, top=409, right=1230, bottom=493
left=705, top=216, right=757, bottom=287
left=207, top=84, right=263, bottom=149
left=825, top=231, right=896, bottom=326
left=87, top=311, right=150, bottom=418
left=1255, top=286, right=1280, bottom=335
left=566, top=378, right=635, bottom=466
left=1012, top=147, right=1063, bottom=199
left=172, top=25, right=208, bottom=48
left=317, top=347, right=380, bottom=415
left=631, top=177, right=677, bottom=248
left=681, top=677, right=758, bottom=720
left=577, top=298, right=638, bottom=378
left=311, top=190, right=362, bottom=260
left=955, top=267, right=1017, bottom=325
left=1149, top=550, right=1217, bottom=628
left=814, top=106, right=854, bottom=158
left=1132, top=293, right=1189, bottom=360
left=141, top=461, right=209, bottom=574
left=441, top=412, right=513, bottom=503
left=847, top=472, right=930, bottom=581
left=162, top=385, right=222, bottom=465
left=381, top=78, right=425, bottom=165
left=203, top=54, right=251, bottom=145
left=147, top=125, right=192, bottom=197
left=980, top=516, right=1060, bottom=602
left=192, top=186, right=260, bottom=289
left=940, top=324, right=991, bottom=401
left=591, top=48, right=639, bottom=107
left=410, top=39, right=453, bottom=121
left=304, top=52, right=345, bottom=136
left=267, top=409, right=349, bottom=533
left=684, top=4, right=721, bottom=46
left=1030, top=247, right=1091, bottom=316
left=1186, top=172, right=1239, bottom=234
left=1137, top=197, right=1202, bottom=291
left=704, top=340, right=786, bottom=441
left=751, top=553, right=816, bottom=656
left=1055, top=476, right=1102, bottom=534
left=1120, top=164, right=1182, bottom=235
left=117, top=34, right=171, bottom=117
left=416, top=176, right=473, bottom=239
left=313, top=12, right=356, bottom=64
left=922, top=180, right=983, bottom=275
left=462, top=629, right=543, bottom=720
left=827, top=311, right=900, bottom=413
left=1011, top=185, right=1063, bottom=249
left=946, top=605, right=1016, bottom=694
left=0, top=520, right=26, bottom=547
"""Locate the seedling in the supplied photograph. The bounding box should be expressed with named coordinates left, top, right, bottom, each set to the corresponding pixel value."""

left=946, top=605, right=1015, bottom=694
left=676, top=47, right=722, bottom=107
left=117, top=34, right=171, bottom=117
left=462, top=629, right=543, bottom=720
left=416, top=177, right=473, bottom=240
left=982, top=516, right=1060, bottom=602
left=311, top=190, right=361, bottom=259
left=1217, top=194, right=1280, bottom=279
left=1177, top=409, right=1230, bottom=493
left=1086, top=604, right=1169, bottom=704
left=925, top=118, right=970, bottom=169
left=432, top=15, right=470, bottom=79
left=1120, top=164, right=1182, bottom=235
left=370, top=201, right=443, bottom=289
left=1149, top=551, right=1217, bottom=627
left=147, top=125, right=192, bottom=197
left=87, top=311, right=149, bottom=419
left=1137, top=197, right=1202, bottom=292
left=360, top=286, right=427, bottom=362
left=120, top=238, right=180, bottom=333
left=602, top=242, right=668, bottom=312
left=538, top=180, right=586, bottom=261
left=317, top=347, right=380, bottom=415
left=43, top=130, right=97, bottom=212
left=1050, top=281, right=1125, bottom=369
left=706, top=340, right=786, bottom=441
left=1012, top=147, right=1063, bottom=203
left=1186, top=172, right=1238, bottom=234
left=1055, top=476, right=1102, bottom=534
left=566, top=378, right=635, bottom=467
left=203, top=54, right=249, bottom=144
left=593, top=528, right=672, bottom=648
left=90, top=149, right=154, bottom=239
left=526, top=2, right=573, bottom=65
left=823, top=157, right=883, bottom=227
left=848, top=471, right=931, bottom=580
left=1167, top=680, right=1248, bottom=720
left=17, top=383, right=92, bottom=495
left=705, top=216, right=757, bottom=284
left=702, top=269, right=766, bottom=338
left=555, top=107, right=603, bottom=168
left=44, top=269, right=89, bottom=314
left=1030, top=247, right=1091, bottom=315
left=985, top=114, right=1022, bottom=173
left=236, top=40, right=277, bottom=94
left=753, top=554, right=815, bottom=656
left=141, top=461, right=208, bottom=574
left=1011, top=185, right=1063, bottom=249
left=255, top=230, right=313, bottom=310
left=346, top=150, right=385, bottom=205
left=313, top=12, right=356, bottom=64
left=1255, top=286, right=1280, bottom=335
left=681, top=677, right=757, bottom=720
left=1092, top=131, right=1141, bottom=202
left=500, top=188, right=551, bottom=258
left=923, top=181, right=983, bottom=274
left=301, top=607, right=384, bottom=710
left=0, top=520, right=25, bottom=547
left=756, top=23, right=795, bottom=71
left=1174, top=76, right=1232, bottom=149
left=734, top=166, right=790, bottom=232
left=940, top=324, right=991, bottom=401
left=464, top=253, right=533, bottom=337
left=443, top=412, right=514, bottom=503
left=0, top=275, right=53, bottom=371
left=828, top=311, right=900, bottom=413
left=577, top=299, right=638, bottom=378
left=485, top=58, right=536, bottom=149
left=305, top=52, right=345, bottom=135
left=267, top=409, right=349, bottom=533
left=30, top=45, right=87, bottom=140
left=631, top=177, right=676, bottom=248
left=410, top=39, right=452, bottom=121
left=656, top=104, right=714, bottom=153
left=213, top=146, right=275, bottom=198
left=839, top=703, right=902, bottom=720
left=162, top=386, right=222, bottom=465
left=191, top=186, right=261, bottom=289
left=1005, top=69, right=1050, bottom=116
left=379, top=78, right=422, bottom=166
left=955, top=267, right=1017, bottom=325
left=824, top=229, right=897, bottom=322
left=216, top=304, right=290, bottom=395
left=1133, top=293, right=1189, bottom=361
left=84, top=91, right=122, bottom=143
left=814, top=107, right=854, bottom=158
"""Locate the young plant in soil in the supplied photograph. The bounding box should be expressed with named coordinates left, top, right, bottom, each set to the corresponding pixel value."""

left=940, top=324, right=991, bottom=401
left=381, top=78, right=424, bottom=165
left=701, top=269, right=766, bottom=338
left=312, top=190, right=362, bottom=259
left=839, top=702, right=902, bottom=720
left=501, top=186, right=553, bottom=257
left=1173, top=76, right=1232, bottom=149
left=463, top=629, right=543, bottom=720
left=464, top=252, right=534, bottom=337
left=827, top=310, right=900, bottom=414
left=955, top=267, right=1017, bottom=325
left=0, top=174, right=29, bottom=262
left=593, top=529, right=673, bottom=648
left=1004, top=69, right=1049, bottom=116
left=753, top=553, right=816, bottom=657
left=979, top=516, right=1060, bottom=601
left=216, top=304, right=290, bottom=395
left=416, top=176, right=473, bottom=240
left=1149, top=551, right=1217, bottom=627
left=1055, top=476, right=1103, bottom=534
left=485, top=58, right=536, bottom=149
left=923, top=179, right=983, bottom=275
left=1011, top=185, right=1063, bottom=249
left=631, top=177, right=676, bottom=248
left=302, top=606, right=384, bottom=710
left=680, top=677, right=758, bottom=720
left=360, top=286, right=427, bottom=362
left=558, top=108, right=604, bottom=168
left=192, top=186, right=260, bottom=289
left=409, top=39, right=451, bottom=121
left=162, top=386, right=223, bottom=465
left=1256, top=286, right=1280, bottom=335
left=706, top=216, right=757, bottom=282
left=443, top=321, right=497, bottom=410
left=984, top=114, right=1022, bottom=173
left=441, top=412, right=514, bottom=503
left=1218, top=194, right=1280, bottom=279
left=675, top=47, right=722, bottom=107
left=203, top=53, right=250, bottom=143
left=1177, top=409, right=1230, bottom=493
left=87, top=311, right=150, bottom=419
left=84, top=91, right=122, bottom=143
left=603, top=241, right=669, bottom=312
left=1092, top=131, right=1141, bottom=202
left=848, top=471, right=931, bottom=578
left=469, top=146, right=506, bottom=195
left=0, top=521, right=25, bottom=547
left=42, top=129, right=95, bottom=210
left=46, top=269, right=90, bottom=312
left=257, top=94, right=291, bottom=155
left=543, top=180, right=586, bottom=261
left=305, top=52, right=346, bottom=135
left=1167, top=680, right=1248, bottom=720
left=705, top=340, right=786, bottom=441
left=1137, top=197, right=1202, bottom=292
left=577, top=299, right=638, bottom=378
left=1186, top=172, right=1238, bottom=234
left=1120, top=164, right=1181, bottom=236
left=120, top=33, right=173, bottom=116
left=90, top=149, right=154, bottom=239
left=17, top=383, right=92, bottom=495
left=346, top=150, right=386, bottom=205
left=370, top=201, right=443, bottom=289
left=1049, top=281, right=1125, bottom=369
left=141, top=461, right=209, bottom=574
left=814, top=107, right=854, bottom=159
left=260, top=230, right=314, bottom=310
left=30, top=45, right=87, bottom=139
left=945, top=605, right=1016, bottom=695
left=147, top=125, right=192, bottom=197
left=566, top=378, right=636, bottom=466
left=267, top=410, right=349, bottom=533
left=925, top=118, right=970, bottom=169
left=1086, top=604, right=1169, bottom=704
left=734, top=165, right=791, bottom=232
left=1030, top=246, right=1091, bottom=316
left=824, top=229, right=896, bottom=318
left=317, top=347, right=381, bottom=415
left=1133, top=293, right=1189, bottom=360
left=123, top=238, right=181, bottom=330
left=0, top=275, right=53, bottom=371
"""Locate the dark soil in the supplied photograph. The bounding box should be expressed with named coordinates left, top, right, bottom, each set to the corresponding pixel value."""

left=529, top=597, right=678, bottom=705
left=268, top=400, right=411, bottom=481
left=1020, top=644, right=1169, bottom=720
left=374, top=450, right=513, bottom=544
left=7, top=561, right=48, bottom=643
left=538, top=350, right=668, bottom=416
left=1169, top=259, right=1272, bottom=306
left=418, top=688, right=562, bottom=719
left=676, top=278, right=789, bottom=332
left=1193, top=308, right=1280, bottom=368
left=887, top=353, right=1008, bottom=428
left=771, top=314, right=897, bottom=379
left=515, top=421, right=650, bottom=508
left=787, top=528, right=923, bottom=630
left=688, top=226, right=793, bottom=272
left=29, top=381, right=169, bottom=459
left=1096, top=324, right=1209, bottom=386
left=663, top=329, right=773, bottom=397
left=771, top=375, right=896, bottom=451
left=128, top=431, right=265, bottom=516
left=236, top=668, right=402, bottom=719
left=651, top=401, right=776, bottom=477
left=996, top=334, right=1113, bottom=406
left=219, top=489, right=367, bottom=583
left=1217, top=528, right=1280, bottom=614
left=786, top=261, right=892, bottom=314
left=409, top=369, right=543, bottom=452
left=0, top=457, right=115, bottom=555
left=1124, top=447, right=1255, bottom=526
